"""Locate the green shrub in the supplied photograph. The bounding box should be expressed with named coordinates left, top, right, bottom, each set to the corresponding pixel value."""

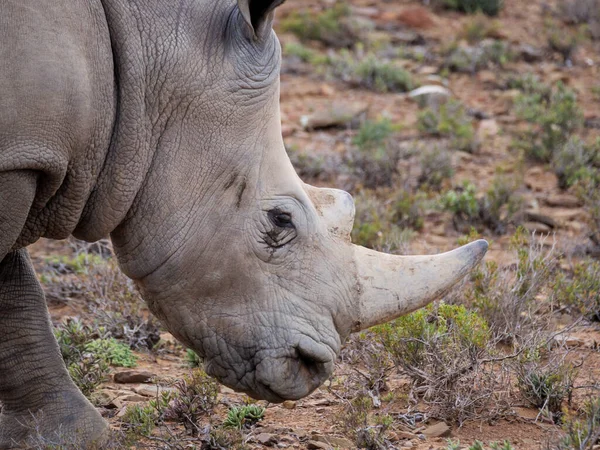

left=553, top=137, right=600, bottom=190
left=338, top=392, right=393, bottom=449
left=514, top=82, right=583, bottom=162
left=163, top=369, right=219, bottom=434
left=121, top=404, right=157, bottom=437
left=45, top=252, right=106, bottom=275
left=554, top=259, right=600, bottom=321
left=347, top=118, right=403, bottom=188
left=441, top=181, right=481, bottom=225
left=418, top=146, right=454, bottom=191
left=283, top=42, right=330, bottom=66
left=84, top=338, right=137, bottom=368
left=373, top=303, right=499, bottom=423
left=223, top=405, right=265, bottom=429
left=559, top=396, right=600, bottom=449
left=441, top=0, right=504, bottom=16
left=186, top=348, right=203, bottom=367
left=332, top=50, right=415, bottom=93
left=280, top=3, right=361, bottom=48
left=418, top=100, right=476, bottom=152
left=391, top=191, right=426, bottom=231
left=464, top=228, right=557, bottom=343
left=516, top=355, right=576, bottom=423
left=54, top=319, right=111, bottom=398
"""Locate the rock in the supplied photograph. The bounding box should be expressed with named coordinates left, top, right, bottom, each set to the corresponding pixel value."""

left=544, top=194, right=582, bottom=208
left=300, top=102, right=368, bottom=130
left=524, top=211, right=558, bottom=229
left=519, top=44, right=544, bottom=62
left=422, top=422, right=451, bottom=438
left=390, top=30, right=425, bottom=46
left=395, top=431, right=418, bottom=440
left=476, top=119, right=499, bottom=141
left=134, top=385, right=175, bottom=398
left=314, top=435, right=354, bottom=448
left=523, top=221, right=552, bottom=235
left=514, top=407, right=539, bottom=420
left=119, top=394, right=149, bottom=403
left=113, top=370, right=156, bottom=384
left=402, top=440, right=415, bottom=448
left=397, top=6, right=435, bottom=29
left=282, top=400, right=297, bottom=409
left=256, top=433, right=277, bottom=446
left=408, top=85, right=452, bottom=108
left=553, top=335, right=585, bottom=349
left=306, top=441, right=329, bottom=450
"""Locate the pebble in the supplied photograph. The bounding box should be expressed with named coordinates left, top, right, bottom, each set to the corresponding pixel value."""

left=113, top=370, right=156, bottom=384
left=422, top=421, right=451, bottom=438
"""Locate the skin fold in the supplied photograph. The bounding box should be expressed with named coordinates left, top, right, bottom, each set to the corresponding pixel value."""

left=0, top=0, right=487, bottom=446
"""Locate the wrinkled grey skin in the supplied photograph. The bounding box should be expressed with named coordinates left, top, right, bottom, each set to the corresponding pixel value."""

left=0, top=0, right=487, bottom=447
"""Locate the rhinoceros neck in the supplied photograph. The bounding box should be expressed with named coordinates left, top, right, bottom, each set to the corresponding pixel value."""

left=74, top=0, right=163, bottom=241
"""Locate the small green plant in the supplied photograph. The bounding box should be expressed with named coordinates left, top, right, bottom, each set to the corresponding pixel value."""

left=418, top=100, right=476, bottom=152
left=332, top=50, right=415, bottom=93
left=554, top=259, right=600, bottom=321
left=418, top=146, right=454, bottom=191
left=280, top=3, right=361, bottom=48
left=121, top=404, right=157, bottom=437
left=204, top=426, right=249, bottom=450
left=347, top=118, right=403, bottom=188
left=45, top=252, right=106, bottom=275
left=559, top=396, right=600, bottom=449
left=514, top=81, right=583, bottom=162
left=283, top=42, right=330, bottom=66
left=373, top=303, right=499, bottom=424
left=338, top=392, right=393, bottom=449
left=84, top=338, right=137, bottom=368
left=439, top=0, right=504, bottom=16
left=553, top=137, right=600, bottom=189
left=464, top=227, right=556, bottom=343
left=391, top=191, right=426, bottom=231
left=516, top=355, right=576, bottom=423
left=186, top=348, right=203, bottom=367
left=163, top=369, right=219, bottom=434
left=462, top=14, right=500, bottom=43
left=54, top=318, right=111, bottom=397
left=441, top=181, right=481, bottom=225
left=223, top=405, right=265, bottom=429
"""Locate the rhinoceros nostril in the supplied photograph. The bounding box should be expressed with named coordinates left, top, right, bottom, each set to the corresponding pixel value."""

left=295, top=336, right=333, bottom=379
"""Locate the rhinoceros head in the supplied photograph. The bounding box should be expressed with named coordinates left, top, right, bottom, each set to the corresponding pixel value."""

left=110, top=0, right=487, bottom=402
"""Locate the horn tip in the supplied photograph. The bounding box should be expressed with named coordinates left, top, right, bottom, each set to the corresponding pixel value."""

left=468, top=239, right=489, bottom=261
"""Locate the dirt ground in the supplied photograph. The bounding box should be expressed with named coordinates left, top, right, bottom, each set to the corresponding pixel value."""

left=26, top=0, right=600, bottom=448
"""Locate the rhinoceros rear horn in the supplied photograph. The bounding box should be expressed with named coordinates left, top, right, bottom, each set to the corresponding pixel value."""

left=352, top=240, right=488, bottom=332
left=237, top=0, right=286, bottom=40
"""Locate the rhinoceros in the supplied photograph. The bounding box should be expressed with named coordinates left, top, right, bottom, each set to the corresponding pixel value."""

left=0, top=0, right=487, bottom=446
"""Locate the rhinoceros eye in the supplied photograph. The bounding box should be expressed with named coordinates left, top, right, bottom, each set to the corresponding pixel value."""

left=264, top=209, right=296, bottom=248
left=269, top=210, right=294, bottom=229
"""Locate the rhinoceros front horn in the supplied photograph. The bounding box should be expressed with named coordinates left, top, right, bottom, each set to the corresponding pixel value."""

left=352, top=240, right=488, bottom=332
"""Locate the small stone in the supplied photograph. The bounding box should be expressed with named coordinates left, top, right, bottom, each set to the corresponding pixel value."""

left=523, top=221, right=553, bottom=234
left=402, top=440, right=415, bottom=448
left=113, top=370, right=156, bottom=384
left=396, top=431, right=418, bottom=440
left=514, top=407, right=539, bottom=420
left=476, top=119, right=500, bottom=141
left=408, top=85, right=452, bottom=108
left=256, top=433, right=277, bottom=446
left=519, top=44, right=544, bottom=62
left=544, top=194, right=582, bottom=208
left=120, top=394, right=149, bottom=403
left=314, top=435, right=354, bottom=448
left=397, top=6, right=435, bottom=29
left=553, top=335, right=585, bottom=349
left=300, top=102, right=368, bottom=130
left=422, top=422, right=451, bottom=438
left=134, top=385, right=175, bottom=398
left=282, top=400, right=297, bottom=409
left=306, top=441, right=329, bottom=450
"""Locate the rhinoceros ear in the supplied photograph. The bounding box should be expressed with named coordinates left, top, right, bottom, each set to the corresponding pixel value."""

left=237, top=0, right=286, bottom=40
